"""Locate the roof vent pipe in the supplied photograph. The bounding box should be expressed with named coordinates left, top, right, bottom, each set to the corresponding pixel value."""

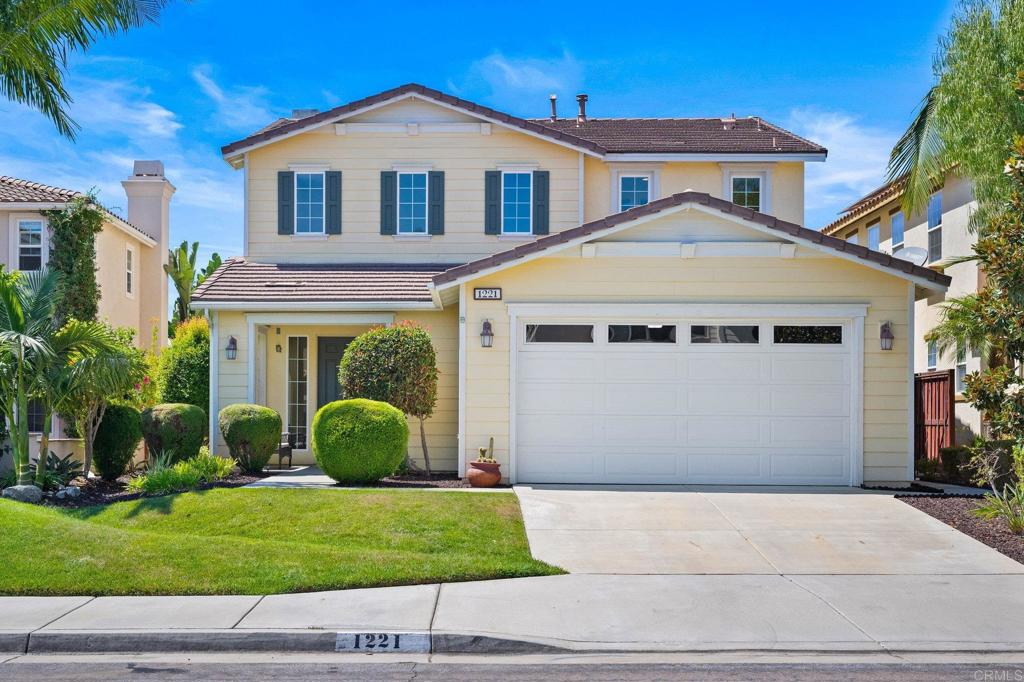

left=549, top=94, right=558, bottom=121
left=576, top=93, right=588, bottom=125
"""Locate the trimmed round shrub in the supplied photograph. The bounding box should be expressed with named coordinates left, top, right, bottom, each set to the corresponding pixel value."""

left=218, top=404, right=282, bottom=473
left=312, top=399, right=408, bottom=483
left=92, top=404, right=143, bottom=480
left=159, top=317, right=210, bottom=410
left=141, top=403, right=208, bottom=463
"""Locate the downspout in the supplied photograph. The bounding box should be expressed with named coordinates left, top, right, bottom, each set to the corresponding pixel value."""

left=906, top=282, right=916, bottom=481
left=457, top=283, right=467, bottom=478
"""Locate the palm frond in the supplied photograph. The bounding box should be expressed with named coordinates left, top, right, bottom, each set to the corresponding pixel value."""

left=888, top=86, right=947, bottom=216
left=926, top=294, right=994, bottom=358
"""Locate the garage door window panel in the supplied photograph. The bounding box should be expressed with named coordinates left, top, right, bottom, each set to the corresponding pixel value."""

left=772, top=325, right=843, bottom=345
left=525, top=324, right=594, bottom=344
left=608, top=324, right=676, bottom=343
left=690, top=325, right=760, bottom=344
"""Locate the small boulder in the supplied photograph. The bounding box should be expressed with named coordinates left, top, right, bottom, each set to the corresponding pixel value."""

left=2, top=484, right=43, bottom=504
left=64, top=485, right=81, bottom=499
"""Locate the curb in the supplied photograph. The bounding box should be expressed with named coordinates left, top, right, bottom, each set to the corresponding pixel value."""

left=0, top=633, right=28, bottom=654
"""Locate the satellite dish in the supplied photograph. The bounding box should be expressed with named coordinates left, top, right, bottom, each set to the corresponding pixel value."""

left=893, top=246, right=928, bottom=267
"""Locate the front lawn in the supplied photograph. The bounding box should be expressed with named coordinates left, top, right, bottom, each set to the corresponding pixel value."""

left=0, top=488, right=562, bottom=595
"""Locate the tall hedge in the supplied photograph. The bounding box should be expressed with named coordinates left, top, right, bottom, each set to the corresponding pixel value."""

left=92, top=404, right=143, bottom=480
left=312, top=399, right=408, bottom=483
left=159, top=316, right=210, bottom=409
left=141, top=403, right=207, bottom=462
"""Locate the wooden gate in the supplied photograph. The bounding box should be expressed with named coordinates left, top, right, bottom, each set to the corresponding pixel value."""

left=914, top=369, right=955, bottom=461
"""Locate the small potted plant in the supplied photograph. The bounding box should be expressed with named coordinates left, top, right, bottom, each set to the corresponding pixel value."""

left=467, top=437, right=501, bottom=488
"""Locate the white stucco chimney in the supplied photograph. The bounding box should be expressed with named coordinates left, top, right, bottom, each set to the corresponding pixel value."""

left=122, top=160, right=174, bottom=349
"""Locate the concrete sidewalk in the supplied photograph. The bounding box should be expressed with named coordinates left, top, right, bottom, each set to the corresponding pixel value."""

left=4, top=573, right=1024, bottom=655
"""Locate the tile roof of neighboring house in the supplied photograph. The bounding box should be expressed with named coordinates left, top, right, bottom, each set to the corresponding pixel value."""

left=528, top=117, right=826, bottom=155
left=191, top=259, right=458, bottom=304
left=820, top=178, right=906, bottom=236
left=0, top=175, right=156, bottom=242
left=432, top=191, right=950, bottom=290
left=221, top=83, right=827, bottom=159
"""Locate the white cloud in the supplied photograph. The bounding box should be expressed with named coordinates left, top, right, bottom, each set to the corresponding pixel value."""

left=191, top=63, right=273, bottom=131
left=456, top=50, right=584, bottom=113
left=74, top=78, right=182, bottom=142
left=786, top=109, right=899, bottom=228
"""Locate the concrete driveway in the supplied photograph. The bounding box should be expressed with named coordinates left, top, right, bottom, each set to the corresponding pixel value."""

left=514, top=486, right=1024, bottom=575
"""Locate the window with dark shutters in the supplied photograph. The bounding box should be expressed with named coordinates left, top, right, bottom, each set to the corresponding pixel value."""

left=380, top=171, right=397, bottom=235
left=277, top=171, right=295, bottom=235
left=484, top=170, right=501, bottom=235
left=532, top=170, right=550, bottom=235
left=428, top=171, right=445, bottom=235
left=325, top=171, right=342, bottom=234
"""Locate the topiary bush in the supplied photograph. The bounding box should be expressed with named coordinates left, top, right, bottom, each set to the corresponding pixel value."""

left=92, top=404, right=142, bottom=480
left=312, top=399, right=408, bottom=483
left=218, top=404, right=282, bottom=473
left=159, top=316, right=210, bottom=410
left=141, top=403, right=207, bottom=463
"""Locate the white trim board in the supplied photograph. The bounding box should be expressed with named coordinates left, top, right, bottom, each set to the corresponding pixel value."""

left=193, top=301, right=438, bottom=312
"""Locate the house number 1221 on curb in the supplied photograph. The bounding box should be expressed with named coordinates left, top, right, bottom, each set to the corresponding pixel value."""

left=335, top=632, right=430, bottom=653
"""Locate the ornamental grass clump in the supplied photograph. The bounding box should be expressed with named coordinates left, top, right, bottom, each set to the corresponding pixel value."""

left=127, top=447, right=234, bottom=497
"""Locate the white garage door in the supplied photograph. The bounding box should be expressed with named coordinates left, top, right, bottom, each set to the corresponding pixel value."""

left=515, top=319, right=855, bottom=485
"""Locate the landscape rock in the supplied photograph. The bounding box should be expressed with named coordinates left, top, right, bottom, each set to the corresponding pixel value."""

left=2, top=484, right=43, bottom=504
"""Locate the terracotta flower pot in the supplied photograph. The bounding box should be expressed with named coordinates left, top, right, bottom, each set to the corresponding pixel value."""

left=467, top=461, right=501, bottom=488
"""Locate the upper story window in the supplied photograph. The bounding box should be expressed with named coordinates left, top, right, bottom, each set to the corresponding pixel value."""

left=927, top=191, right=942, bottom=262
left=890, top=210, right=905, bottom=250
left=956, top=343, right=968, bottom=393
left=731, top=176, right=761, bottom=211
left=125, top=247, right=134, bottom=297
left=502, top=172, right=532, bottom=234
left=619, top=175, right=650, bottom=212
left=867, top=221, right=880, bottom=251
left=16, top=219, right=44, bottom=271
left=927, top=339, right=938, bottom=370
left=398, top=172, right=428, bottom=234
left=295, top=172, right=325, bottom=234
left=845, top=229, right=859, bottom=246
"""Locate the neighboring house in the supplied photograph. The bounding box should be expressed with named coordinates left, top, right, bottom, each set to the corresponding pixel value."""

left=821, top=172, right=980, bottom=444
left=193, top=83, right=949, bottom=486
left=0, top=160, right=173, bottom=462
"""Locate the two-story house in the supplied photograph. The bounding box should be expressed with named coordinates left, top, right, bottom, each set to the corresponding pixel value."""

left=821, top=172, right=980, bottom=445
left=194, top=83, right=949, bottom=486
left=0, top=160, right=173, bottom=461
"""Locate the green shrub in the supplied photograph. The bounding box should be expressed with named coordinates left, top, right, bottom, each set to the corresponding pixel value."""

left=92, top=405, right=142, bottom=480
left=127, top=447, right=234, bottom=496
left=974, top=484, right=1024, bottom=534
left=141, top=403, right=207, bottom=463
left=312, top=399, right=408, bottom=483
left=218, top=404, right=281, bottom=473
left=158, top=317, right=210, bottom=409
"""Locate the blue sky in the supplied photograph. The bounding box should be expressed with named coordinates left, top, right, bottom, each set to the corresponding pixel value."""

left=0, top=0, right=957, bottom=266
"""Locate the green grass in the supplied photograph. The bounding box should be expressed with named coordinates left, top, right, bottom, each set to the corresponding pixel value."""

left=0, top=488, right=562, bottom=595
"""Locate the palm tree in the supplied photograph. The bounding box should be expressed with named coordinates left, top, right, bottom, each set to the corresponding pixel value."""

left=0, top=269, right=115, bottom=485
left=886, top=86, right=946, bottom=216
left=165, top=240, right=198, bottom=325
left=0, top=0, right=175, bottom=139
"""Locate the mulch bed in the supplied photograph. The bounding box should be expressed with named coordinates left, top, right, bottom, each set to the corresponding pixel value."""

left=863, top=482, right=945, bottom=493
left=899, top=495, right=1024, bottom=565
left=42, top=470, right=271, bottom=509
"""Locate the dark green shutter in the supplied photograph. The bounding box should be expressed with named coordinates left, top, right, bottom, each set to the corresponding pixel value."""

left=277, top=171, right=294, bottom=235
left=380, top=171, right=397, bottom=235
left=428, top=171, right=445, bottom=235
left=532, top=170, right=550, bottom=235
left=484, top=170, right=501, bottom=235
left=325, top=171, right=342, bottom=235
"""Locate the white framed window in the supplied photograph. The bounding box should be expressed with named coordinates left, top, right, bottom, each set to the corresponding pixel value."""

left=927, top=339, right=938, bottom=370
left=890, top=209, right=905, bottom=251
left=295, top=172, right=325, bottom=234
left=10, top=217, right=46, bottom=271
left=286, top=336, right=309, bottom=449
left=927, top=191, right=942, bottom=262
left=867, top=221, right=880, bottom=251
left=956, top=343, right=968, bottom=393
left=502, top=171, right=532, bottom=234
left=845, top=230, right=859, bottom=246
left=125, top=246, right=135, bottom=297
left=730, top=176, right=762, bottom=211
left=619, top=174, right=651, bottom=212
left=397, top=172, right=428, bottom=234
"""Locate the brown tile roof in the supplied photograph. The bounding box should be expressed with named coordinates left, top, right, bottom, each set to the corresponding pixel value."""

left=432, top=191, right=950, bottom=290
left=529, top=117, right=826, bottom=155
left=191, top=259, right=459, bottom=304
left=222, top=83, right=826, bottom=159
left=0, top=175, right=156, bottom=242
left=820, top=178, right=906, bottom=236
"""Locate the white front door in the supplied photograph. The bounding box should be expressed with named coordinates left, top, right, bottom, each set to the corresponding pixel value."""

left=514, top=317, right=856, bottom=485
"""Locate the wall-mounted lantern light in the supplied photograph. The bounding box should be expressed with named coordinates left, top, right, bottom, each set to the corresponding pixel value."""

left=880, top=322, right=894, bottom=351
left=225, top=336, right=238, bottom=360
left=480, top=320, right=494, bottom=348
